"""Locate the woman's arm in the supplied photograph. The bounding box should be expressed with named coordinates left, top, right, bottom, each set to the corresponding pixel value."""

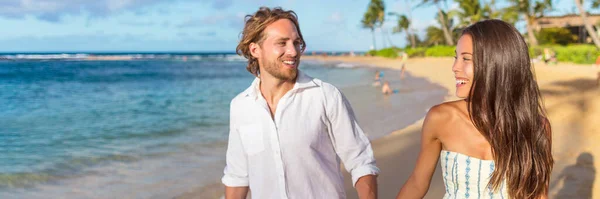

left=396, top=106, right=444, bottom=199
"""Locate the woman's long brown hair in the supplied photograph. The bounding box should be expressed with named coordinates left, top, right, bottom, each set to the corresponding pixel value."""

left=463, top=19, right=553, bottom=199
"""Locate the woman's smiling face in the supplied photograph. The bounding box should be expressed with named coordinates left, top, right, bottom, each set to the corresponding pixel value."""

left=453, top=34, right=474, bottom=99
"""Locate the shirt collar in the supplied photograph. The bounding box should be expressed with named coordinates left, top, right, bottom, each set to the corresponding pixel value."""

left=244, top=70, right=318, bottom=99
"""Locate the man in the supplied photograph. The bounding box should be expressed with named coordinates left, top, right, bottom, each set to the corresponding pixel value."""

left=222, top=7, right=379, bottom=199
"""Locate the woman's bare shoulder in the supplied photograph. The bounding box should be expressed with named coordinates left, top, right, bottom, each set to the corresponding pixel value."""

left=423, top=100, right=473, bottom=146
left=423, top=100, right=466, bottom=130
left=427, top=100, right=465, bottom=119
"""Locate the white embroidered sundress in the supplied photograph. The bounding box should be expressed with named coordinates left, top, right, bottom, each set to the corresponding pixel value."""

left=440, top=150, right=509, bottom=199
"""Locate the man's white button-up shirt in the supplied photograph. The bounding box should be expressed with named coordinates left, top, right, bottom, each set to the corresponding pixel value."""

left=222, top=71, right=379, bottom=199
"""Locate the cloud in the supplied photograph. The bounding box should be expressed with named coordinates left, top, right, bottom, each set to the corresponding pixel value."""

left=212, top=0, right=233, bottom=10
left=304, top=11, right=353, bottom=46
left=119, top=21, right=157, bottom=27
left=389, top=0, right=419, bottom=15
left=177, top=32, right=189, bottom=37
left=175, top=30, right=216, bottom=40
left=178, top=15, right=227, bottom=27
left=0, top=0, right=234, bottom=22
left=199, top=31, right=217, bottom=37
left=449, top=2, right=459, bottom=10
left=327, top=12, right=344, bottom=24
left=322, top=11, right=347, bottom=31
left=176, top=13, right=244, bottom=29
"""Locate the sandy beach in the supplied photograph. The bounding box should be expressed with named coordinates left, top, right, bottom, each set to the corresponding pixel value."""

left=306, top=56, right=600, bottom=199
left=183, top=56, right=600, bottom=198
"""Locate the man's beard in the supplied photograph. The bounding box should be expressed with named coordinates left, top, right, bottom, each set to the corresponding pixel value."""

left=261, top=57, right=298, bottom=81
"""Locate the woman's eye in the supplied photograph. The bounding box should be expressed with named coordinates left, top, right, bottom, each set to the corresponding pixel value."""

left=463, top=57, right=471, bottom=61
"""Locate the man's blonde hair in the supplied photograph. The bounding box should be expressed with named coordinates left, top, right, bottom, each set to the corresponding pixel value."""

left=236, top=7, right=306, bottom=77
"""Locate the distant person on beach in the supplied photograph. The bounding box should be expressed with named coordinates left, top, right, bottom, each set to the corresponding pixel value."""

left=543, top=48, right=557, bottom=65
left=222, top=7, right=378, bottom=199
left=400, top=52, right=408, bottom=79
left=382, top=81, right=399, bottom=95
left=396, top=20, right=553, bottom=199
left=382, top=81, right=391, bottom=95
left=373, top=70, right=384, bottom=86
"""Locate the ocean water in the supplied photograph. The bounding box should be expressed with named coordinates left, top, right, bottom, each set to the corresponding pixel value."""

left=0, top=54, right=410, bottom=198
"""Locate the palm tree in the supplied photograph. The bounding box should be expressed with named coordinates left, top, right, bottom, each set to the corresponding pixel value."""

left=420, top=0, right=454, bottom=45
left=575, top=0, right=600, bottom=48
left=389, top=12, right=416, bottom=48
left=596, top=21, right=600, bottom=38
left=450, top=0, right=484, bottom=28
left=362, top=7, right=378, bottom=50
left=438, top=10, right=456, bottom=41
left=362, top=0, right=386, bottom=50
left=497, top=3, right=520, bottom=25
left=425, top=10, right=457, bottom=46
left=483, top=0, right=499, bottom=18
left=507, top=0, right=553, bottom=46
left=372, top=0, right=386, bottom=48
left=451, top=0, right=520, bottom=28
left=475, top=0, right=520, bottom=25
left=595, top=1, right=600, bottom=38
left=425, top=25, right=446, bottom=46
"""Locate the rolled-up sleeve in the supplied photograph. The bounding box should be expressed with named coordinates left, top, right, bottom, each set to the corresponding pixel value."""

left=221, top=101, right=249, bottom=187
left=326, top=87, right=380, bottom=187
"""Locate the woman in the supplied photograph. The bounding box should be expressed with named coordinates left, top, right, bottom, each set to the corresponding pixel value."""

left=396, top=20, right=553, bottom=199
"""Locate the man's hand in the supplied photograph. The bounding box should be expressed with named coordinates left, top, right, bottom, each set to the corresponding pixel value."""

left=225, top=186, right=249, bottom=199
left=355, top=175, right=377, bottom=199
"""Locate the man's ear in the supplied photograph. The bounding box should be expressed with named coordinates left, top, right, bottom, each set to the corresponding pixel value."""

left=249, top=42, right=261, bottom=59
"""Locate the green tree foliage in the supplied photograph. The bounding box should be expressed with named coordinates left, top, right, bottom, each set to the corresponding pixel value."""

left=537, top=28, right=578, bottom=45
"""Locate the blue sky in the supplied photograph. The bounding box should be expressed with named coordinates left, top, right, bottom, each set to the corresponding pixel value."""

left=0, top=0, right=591, bottom=52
